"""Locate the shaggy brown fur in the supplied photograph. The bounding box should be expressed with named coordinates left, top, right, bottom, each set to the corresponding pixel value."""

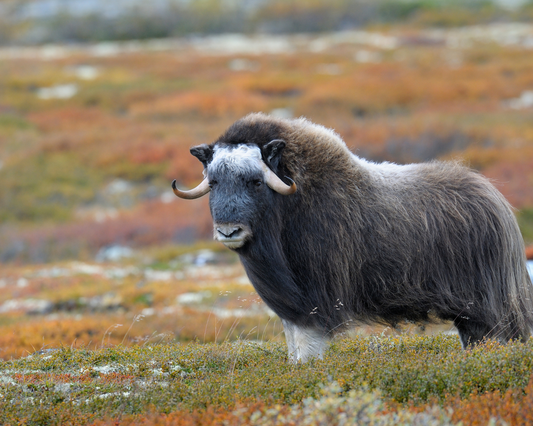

left=191, top=113, right=533, bottom=350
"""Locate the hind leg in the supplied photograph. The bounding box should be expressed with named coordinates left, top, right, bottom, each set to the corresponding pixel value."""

left=455, top=315, right=530, bottom=348
left=454, top=319, right=494, bottom=349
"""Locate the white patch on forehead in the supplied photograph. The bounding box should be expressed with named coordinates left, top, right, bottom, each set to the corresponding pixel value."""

left=209, top=144, right=263, bottom=174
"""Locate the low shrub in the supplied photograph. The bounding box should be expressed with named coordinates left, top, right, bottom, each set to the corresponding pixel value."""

left=0, top=335, right=532, bottom=424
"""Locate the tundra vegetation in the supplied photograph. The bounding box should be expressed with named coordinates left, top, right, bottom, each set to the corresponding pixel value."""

left=2, top=330, right=533, bottom=424
left=1, top=2, right=533, bottom=424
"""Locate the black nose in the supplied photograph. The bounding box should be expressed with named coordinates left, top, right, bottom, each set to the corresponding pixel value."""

left=216, top=226, right=242, bottom=238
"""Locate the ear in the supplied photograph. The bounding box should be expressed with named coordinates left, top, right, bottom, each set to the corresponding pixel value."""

left=263, top=139, right=286, bottom=171
left=190, top=144, right=213, bottom=168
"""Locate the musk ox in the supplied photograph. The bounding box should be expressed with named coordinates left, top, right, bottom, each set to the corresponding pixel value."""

left=172, top=113, right=533, bottom=362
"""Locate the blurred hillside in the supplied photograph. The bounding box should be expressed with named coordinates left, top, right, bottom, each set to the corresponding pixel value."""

left=0, top=2, right=533, bottom=263
left=1, top=0, right=533, bottom=45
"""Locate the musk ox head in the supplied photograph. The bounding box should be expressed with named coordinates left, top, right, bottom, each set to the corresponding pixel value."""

left=172, top=138, right=296, bottom=249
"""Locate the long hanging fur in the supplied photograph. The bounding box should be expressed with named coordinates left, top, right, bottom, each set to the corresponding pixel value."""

left=212, top=113, right=533, bottom=347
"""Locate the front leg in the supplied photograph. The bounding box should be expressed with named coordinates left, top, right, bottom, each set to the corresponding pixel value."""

left=281, top=319, right=329, bottom=362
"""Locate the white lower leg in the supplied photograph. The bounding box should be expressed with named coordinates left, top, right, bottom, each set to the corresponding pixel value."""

left=282, top=320, right=329, bottom=362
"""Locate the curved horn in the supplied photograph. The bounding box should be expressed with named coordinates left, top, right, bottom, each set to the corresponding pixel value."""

left=261, top=162, right=297, bottom=195
left=172, top=178, right=211, bottom=200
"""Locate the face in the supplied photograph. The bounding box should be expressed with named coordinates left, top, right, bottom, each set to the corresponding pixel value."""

left=206, top=144, right=274, bottom=249
left=174, top=138, right=294, bottom=249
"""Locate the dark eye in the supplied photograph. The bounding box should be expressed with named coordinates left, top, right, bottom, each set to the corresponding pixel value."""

left=209, top=180, right=217, bottom=188
left=253, top=179, right=263, bottom=187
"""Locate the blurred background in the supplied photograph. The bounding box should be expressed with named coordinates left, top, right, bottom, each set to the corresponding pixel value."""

left=0, top=0, right=533, bottom=358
